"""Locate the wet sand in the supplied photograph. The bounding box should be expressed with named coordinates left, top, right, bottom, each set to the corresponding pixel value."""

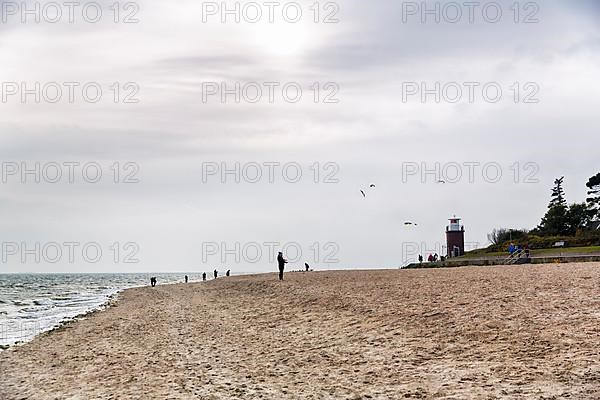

left=1, top=263, right=599, bottom=399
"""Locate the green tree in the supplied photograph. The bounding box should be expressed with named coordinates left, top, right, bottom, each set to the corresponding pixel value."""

left=566, top=202, right=592, bottom=234
left=487, top=228, right=528, bottom=245
left=586, top=172, right=600, bottom=222
left=536, top=177, right=569, bottom=235
left=537, top=206, right=568, bottom=235
left=550, top=176, right=567, bottom=208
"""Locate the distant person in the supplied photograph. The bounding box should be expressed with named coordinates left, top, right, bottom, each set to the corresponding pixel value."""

left=185, top=275, right=188, bottom=283
left=427, top=254, right=434, bottom=262
left=508, top=243, right=515, bottom=254
left=305, top=262, right=310, bottom=272
left=226, top=270, right=230, bottom=277
left=418, top=255, right=423, bottom=264
left=277, top=252, right=287, bottom=281
left=202, top=272, right=207, bottom=281
left=433, top=253, right=438, bottom=262
left=150, top=277, right=157, bottom=287
left=214, top=269, right=218, bottom=279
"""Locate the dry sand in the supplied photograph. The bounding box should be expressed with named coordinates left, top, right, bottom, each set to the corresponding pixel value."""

left=1, top=263, right=599, bottom=399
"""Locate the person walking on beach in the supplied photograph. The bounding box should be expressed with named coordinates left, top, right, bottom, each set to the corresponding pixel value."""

left=214, top=269, right=218, bottom=279
left=202, top=272, right=207, bottom=281
left=226, top=270, right=230, bottom=277
left=277, top=252, right=287, bottom=281
left=418, top=254, right=423, bottom=264
left=185, top=275, right=188, bottom=283
left=305, top=262, right=310, bottom=272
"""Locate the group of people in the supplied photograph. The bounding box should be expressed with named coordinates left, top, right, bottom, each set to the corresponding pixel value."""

left=200, top=269, right=230, bottom=281
left=204, top=269, right=230, bottom=280
left=148, top=252, right=311, bottom=287
left=277, top=253, right=313, bottom=280
left=149, top=270, right=232, bottom=287
left=508, top=243, right=531, bottom=258
left=418, top=253, right=444, bottom=263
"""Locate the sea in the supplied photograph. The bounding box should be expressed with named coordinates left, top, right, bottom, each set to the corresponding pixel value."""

left=0, top=273, right=204, bottom=348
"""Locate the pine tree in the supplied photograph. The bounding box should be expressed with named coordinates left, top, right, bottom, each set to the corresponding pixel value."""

left=549, top=176, right=567, bottom=208
left=586, top=172, right=600, bottom=222
left=536, top=177, right=569, bottom=236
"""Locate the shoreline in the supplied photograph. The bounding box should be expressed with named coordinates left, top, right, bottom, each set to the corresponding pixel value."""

left=1, top=265, right=599, bottom=399
left=0, top=272, right=278, bottom=351
left=0, top=273, right=213, bottom=349
left=0, top=290, right=121, bottom=352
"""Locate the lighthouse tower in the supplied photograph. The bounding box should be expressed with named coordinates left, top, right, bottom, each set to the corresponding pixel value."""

left=446, top=216, right=465, bottom=257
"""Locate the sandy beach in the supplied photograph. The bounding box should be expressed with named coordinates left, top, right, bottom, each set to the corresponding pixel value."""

left=1, top=264, right=599, bottom=399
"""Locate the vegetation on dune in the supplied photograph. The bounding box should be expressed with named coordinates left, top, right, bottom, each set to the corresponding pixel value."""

left=478, top=172, right=600, bottom=254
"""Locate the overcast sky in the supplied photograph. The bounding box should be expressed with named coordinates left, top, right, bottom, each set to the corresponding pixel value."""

left=0, top=0, right=599, bottom=273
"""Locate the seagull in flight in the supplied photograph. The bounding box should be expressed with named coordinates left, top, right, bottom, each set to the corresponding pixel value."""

left=404, top=221, right=418, bottom=226
left=360, top=183, right=376, bottom=198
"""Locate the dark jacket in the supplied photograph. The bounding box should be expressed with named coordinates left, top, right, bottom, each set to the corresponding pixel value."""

left=277, top=254, right=287, bottom=269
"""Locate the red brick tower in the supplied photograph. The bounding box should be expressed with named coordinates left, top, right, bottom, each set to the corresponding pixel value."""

left=446, top=216, right=465, bottom=257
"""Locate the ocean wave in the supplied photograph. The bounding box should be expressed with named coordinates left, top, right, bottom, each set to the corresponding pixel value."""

left=20, top=307, right=47, bottom=314
left=16, top=313, right=38, bottom=319
left=51, top=296, right=73, bottom=301
left=33, top=299, right=54, bottom=306
left=57, top=302, right=96, bottom=309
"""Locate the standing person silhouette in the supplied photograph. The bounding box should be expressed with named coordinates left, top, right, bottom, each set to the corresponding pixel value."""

left=213, top=269, right=218, bottom=279
left=277, top=252, right=287, bottom=281
left=202, top=272, right=206, bottom=281
left=226, top=270, right=230, bottom=277
left=185, top=275, right=188, bottom=283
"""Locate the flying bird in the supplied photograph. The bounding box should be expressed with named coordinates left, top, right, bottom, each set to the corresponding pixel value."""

left=404, top=221, right=418, bottom=226
left=437, top=180, right=446, bottom=184
left=370, top=184, right=376, bottom=188
left=360, top=190, right=366, bottom=198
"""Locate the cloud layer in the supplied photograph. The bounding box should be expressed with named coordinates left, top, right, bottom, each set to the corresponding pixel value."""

left=1, top=0, right=599, bottom=272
